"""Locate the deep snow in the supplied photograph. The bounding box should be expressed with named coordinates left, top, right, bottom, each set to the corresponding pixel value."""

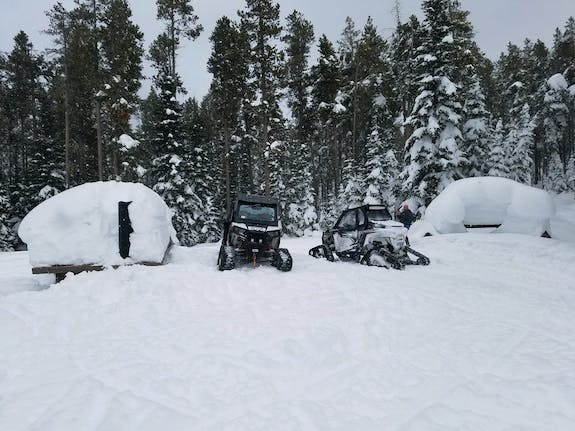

left=1, top=195, right=575, bottom=430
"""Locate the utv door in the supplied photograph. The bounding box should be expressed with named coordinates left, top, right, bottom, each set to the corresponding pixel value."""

left=332, top=208, right=363, bottom=253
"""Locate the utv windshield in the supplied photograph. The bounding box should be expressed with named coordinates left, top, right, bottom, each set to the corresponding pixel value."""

left=237, top=202, right=277, bottom=224
left=367, top=208, right=392, bottom=222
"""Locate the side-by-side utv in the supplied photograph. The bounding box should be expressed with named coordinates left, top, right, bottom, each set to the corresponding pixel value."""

left=309, top=205, right=430, bottom=269
left=218, top=194, right=293, bottom=271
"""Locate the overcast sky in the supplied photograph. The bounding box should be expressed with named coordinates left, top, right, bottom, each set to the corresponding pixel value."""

left=1, top=0, right=574, bottom=99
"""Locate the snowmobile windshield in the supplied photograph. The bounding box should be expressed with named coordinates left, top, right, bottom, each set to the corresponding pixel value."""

left=236, top=202, right=277, bottom=225
left=367, top=208, right=392, bottom=222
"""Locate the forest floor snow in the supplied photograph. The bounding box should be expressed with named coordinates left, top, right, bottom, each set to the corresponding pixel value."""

left=1, top=195, right=575, bottom=430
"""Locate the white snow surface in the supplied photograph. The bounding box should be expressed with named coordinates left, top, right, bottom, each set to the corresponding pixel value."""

left=18, top=181, right=177, bottom=267
left=1, top=195, right=575, bottom=430
left=416, top=177, right=555, bottom=237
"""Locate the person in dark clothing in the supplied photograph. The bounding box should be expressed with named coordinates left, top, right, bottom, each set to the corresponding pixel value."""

left=397, top=204, right=416, bottom=229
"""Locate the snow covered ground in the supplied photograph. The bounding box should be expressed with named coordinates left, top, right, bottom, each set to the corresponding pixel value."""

left=1, top=195, right=575, bottom=430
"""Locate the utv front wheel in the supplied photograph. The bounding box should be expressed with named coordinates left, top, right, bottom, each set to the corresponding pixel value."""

left=274, top=248, right=293, bottom=272
left=360, top=249, right=389, bottom=268
left=309, top=244, right=334, bottom=262
left=217, top=245, right=236, bottom=271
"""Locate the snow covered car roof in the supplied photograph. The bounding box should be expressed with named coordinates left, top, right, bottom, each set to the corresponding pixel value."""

left=18, top=181, right=177, bottom=267
left=413, top=177, right=555, bottom=238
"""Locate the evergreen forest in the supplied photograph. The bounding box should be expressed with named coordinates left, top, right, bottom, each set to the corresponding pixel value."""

left=1, top=0, right=574, bottom=250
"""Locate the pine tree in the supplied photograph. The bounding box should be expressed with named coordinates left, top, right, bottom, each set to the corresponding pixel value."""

left=155, top=0, right=202, bottom=79
left=364, top=110, right=399, bottom=211
left=337, top=158, right=364, bottom=210
left=99, top=0, right=144, bottom=179
left=45, top=3, right=73, bottom=187
left=282, top=10, right=317, bottom=235
left=208, top=16, right=249, bottom=211
left=117, top=133, right=146, bottom=182
left=0, top=182, right=16, bottom=251
left=507, top=103, right=535, bottom=184
left=487, top=120, right=510, bottom=178
left=542, top=72, right=572, bottom=183
left=310, top=34, right=341, bottom=201
left=136, top=88, right=160, bottom=181
left=148, top=0, right=203, bottom=246
left=318, top=192, right=338, bottom=229
left=545, top=152, right=571, bottom=192
left=44, top=3, right=102, bottom=185
left=3, top=32, right=42, bottom=187
left=2, top=31, right=56, bottom=219
left=353, top=17, right=390, bottom=165
left=522, top=39, right=549, bottom=183
left=28, top=133, right=65, bottom=206
left=200, top=195, right=221, bottom=243
left=150, top=73, right=200, bottom=246
left=335, top=17, right=360, bottom=165
left=462, top=76, right=491, bottom=176
left=181, top=96, right=222, bottom=242
left=550, top=17, right=575, bottom=80
left=402, top=0, right=467, bottom=207
left=238, top=0, right=284, bottom=195
left=390, top=14, right=424, bottom=147
left=545, top=18, right=575, bottom=188
left=283, top=10, right=314, bottom=142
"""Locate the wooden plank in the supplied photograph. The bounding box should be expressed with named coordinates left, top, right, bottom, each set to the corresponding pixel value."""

left=32, top=261, right=163, bottom=275
left=32, top=264, right=104, bottom=275
left=464, top=224, right=501, bottom=229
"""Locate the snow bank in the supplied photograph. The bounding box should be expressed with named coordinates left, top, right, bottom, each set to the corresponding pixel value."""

left=18, top=181, right=177, bottom=267
left=418, top=177, right=555, bottom=237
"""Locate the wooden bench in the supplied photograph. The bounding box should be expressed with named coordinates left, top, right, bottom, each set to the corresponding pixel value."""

left=32, top=261, right=164, bottom=283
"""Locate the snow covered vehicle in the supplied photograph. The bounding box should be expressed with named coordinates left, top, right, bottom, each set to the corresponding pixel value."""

left=410, top=177, right=555, bottom=239
left=309, top=205, right=430, bottom=269
left=217, top=194, right=293, bottom=271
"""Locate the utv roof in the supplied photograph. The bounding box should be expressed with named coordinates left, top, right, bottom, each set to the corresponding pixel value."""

left=235, top=193, right=279, bottom=205
left=348, top=204, right=388, bottom=210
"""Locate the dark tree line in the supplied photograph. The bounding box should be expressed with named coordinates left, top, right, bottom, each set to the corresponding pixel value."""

left=1, top=0, right=574, bottom=250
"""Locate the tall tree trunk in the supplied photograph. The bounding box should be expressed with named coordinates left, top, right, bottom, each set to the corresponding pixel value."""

left=93, top=0, right=103, bottom=181
left=171, top=11, right=176, bottom=78
left=260, top=73, right=270, bottom=195
left=223, top=119, right=231, bottom=213
left=64, top=35, right=71, bottom=188
left=352, top=65, right=360, bottom=163
left=96, top=101, right=103, bottom=180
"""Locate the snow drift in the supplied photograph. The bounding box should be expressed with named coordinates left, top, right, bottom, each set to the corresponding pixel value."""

left=18, top=181, right=177, bottom=267
left=412, top=177, right=555, bottom=237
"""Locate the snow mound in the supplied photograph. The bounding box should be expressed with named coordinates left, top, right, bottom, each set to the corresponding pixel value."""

left=417, top=177, right=555, bottom=237
left=18, top=181, right=177, bottom=267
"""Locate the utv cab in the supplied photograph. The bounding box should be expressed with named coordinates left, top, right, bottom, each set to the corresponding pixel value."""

left=218, top=194, right=293, bottom=271
left=309, top=204, right=430, bottom=269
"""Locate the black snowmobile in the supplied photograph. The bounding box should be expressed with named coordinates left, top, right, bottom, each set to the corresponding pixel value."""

left=217, top=193, right=293, bottom=271
left=309, top=205, right=430, bottom=269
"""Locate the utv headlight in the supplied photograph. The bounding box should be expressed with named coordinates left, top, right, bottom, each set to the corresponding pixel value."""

left=267, top=229, right=281, bottom=238
left=232, top=225, right=247, bottom=239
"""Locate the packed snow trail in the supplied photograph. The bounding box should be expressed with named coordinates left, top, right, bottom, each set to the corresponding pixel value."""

left=1, top=230, right=575, bottom=430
